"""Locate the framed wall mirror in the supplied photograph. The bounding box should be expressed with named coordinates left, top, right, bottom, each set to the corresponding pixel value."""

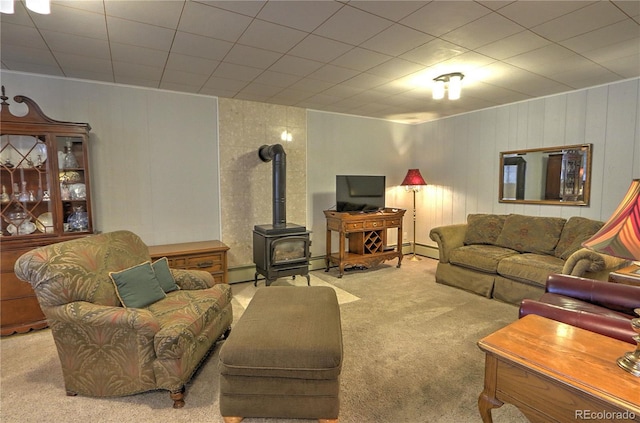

left=499, top=144, right=592, bottom=206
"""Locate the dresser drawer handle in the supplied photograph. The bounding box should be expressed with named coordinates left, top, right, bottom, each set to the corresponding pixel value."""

left=197, top=261, right=214, bottom=268
left=372, top=222, right=378, bottom=227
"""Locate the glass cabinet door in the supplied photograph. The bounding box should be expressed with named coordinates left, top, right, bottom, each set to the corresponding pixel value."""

left=1, top=134, right=56, bottom=236
left=56, top=135, right=91, bottom=234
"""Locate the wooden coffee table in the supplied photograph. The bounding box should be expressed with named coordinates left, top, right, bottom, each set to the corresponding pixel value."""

left=478, top=315, right=640, bottom=423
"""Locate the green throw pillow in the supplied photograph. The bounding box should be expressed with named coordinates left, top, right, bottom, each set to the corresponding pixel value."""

left=464, top=214, right=506, bottom=245
left=554, top=216, right=604, bottom=260
left=152, top=257, right=180, bottom=293
left=494, top=214, right=566, bottom=255
left=110, top=262, right=166, bottom=308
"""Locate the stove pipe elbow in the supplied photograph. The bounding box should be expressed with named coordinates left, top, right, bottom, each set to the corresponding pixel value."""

left=258, top=144, right=286, bottom=228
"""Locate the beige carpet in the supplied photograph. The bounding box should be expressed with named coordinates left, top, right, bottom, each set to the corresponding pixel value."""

left=1, top=258, right=527, bottom=422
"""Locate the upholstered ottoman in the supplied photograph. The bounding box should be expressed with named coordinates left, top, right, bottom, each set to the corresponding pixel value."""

left=219, top=286, right=343, bottom=423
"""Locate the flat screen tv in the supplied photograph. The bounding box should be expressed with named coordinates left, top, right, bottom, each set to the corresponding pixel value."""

left=336, top=175, right=386, bottom=212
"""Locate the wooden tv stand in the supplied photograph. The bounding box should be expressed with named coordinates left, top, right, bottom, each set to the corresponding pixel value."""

left=324, top=208, right=405, bottom=278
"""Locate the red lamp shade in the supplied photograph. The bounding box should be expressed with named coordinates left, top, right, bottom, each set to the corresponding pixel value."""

left=582, top=179, right=640, bottom=261
left=401, top=169, right=427, bottom=186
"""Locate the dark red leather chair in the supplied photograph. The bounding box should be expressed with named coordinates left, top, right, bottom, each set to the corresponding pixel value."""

left=519, top=274, right=640, bottom=344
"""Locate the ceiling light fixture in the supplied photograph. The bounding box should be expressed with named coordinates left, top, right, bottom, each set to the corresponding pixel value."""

left=433, top=72, right=464, bottom=100
left=0, top=0, right=50, bottom=14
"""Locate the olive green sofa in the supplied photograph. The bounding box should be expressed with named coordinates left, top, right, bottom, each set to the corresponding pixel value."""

left=14, top=230, right=233, bottom=408
left=429, top=214, right=628, bottom=305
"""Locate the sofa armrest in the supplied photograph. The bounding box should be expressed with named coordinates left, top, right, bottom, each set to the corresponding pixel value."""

left=44, top=301, right=161, bottom=337
left=171, top=268, right=218, bottom=290
left=545, top=274, right=640, bottom=314
left=429, top=224, right=467, bottom=263
left=562, top=248, right=628, bottom=277
left=519, top=299, right=635, bottom=344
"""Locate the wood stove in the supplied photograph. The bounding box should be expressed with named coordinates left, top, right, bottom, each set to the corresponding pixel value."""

left=253, top=144, right=311, bottom=286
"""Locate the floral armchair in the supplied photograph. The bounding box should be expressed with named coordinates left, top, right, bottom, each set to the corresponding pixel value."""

left=14, top=230, right=233, bottom=408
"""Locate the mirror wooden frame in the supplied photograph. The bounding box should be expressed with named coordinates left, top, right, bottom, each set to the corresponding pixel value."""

left=499, top=144, right=592, bottom=206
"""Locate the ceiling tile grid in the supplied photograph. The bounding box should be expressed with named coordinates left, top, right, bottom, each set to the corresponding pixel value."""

left=1, top=0, right=638, bottom=123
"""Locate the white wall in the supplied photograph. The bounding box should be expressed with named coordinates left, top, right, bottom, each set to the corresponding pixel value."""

left=0, top=71, right=221, bottom=246
left=306, top=111, right=415, bottom=258
left=413, top=78, right=640, bottom=251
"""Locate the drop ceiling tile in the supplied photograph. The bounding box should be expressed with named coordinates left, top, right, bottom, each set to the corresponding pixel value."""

left=531, top=1, right=628, bottom=42
left=224, top=45, right=282, bottom=69
left=56, top=1, right=105, bottom=14
left=171, top=32, right=233, bottom=61
left=55, top=52, right=112, bottom=74
left=496, top=1, right=594, bottom=28
left=268, top=55, right=325, bottom=77
left=581, top=38, right=640, bottom=63
left=113, top=75, right=159, bottom=88
left=64, top=69, right=114, bottom=83
left=287, top=34, right=353, bottom=63
left=476, top=1, right=516, bottom=12
left=113, top=61, right=164, bottom=81
left=340, top=72, right=391, bottom=90
left=360, top=24, right=434, bottom=56
left=0, top=45, right=58, bottom=67
left=599, top=53, right=640, bottom=78
left=431, top=51, right=497, bottom=75
left=29, top=3, right=108, bottom=39
left=252, top=70, right=303, bottom=88
left=400, top=38, right=466, bottom=67
left=314, top=5, right=392, bottom=45
left=159, top=82, right=200, bottom=93
left=179, top=1, right=252, bottom=41
left=560, top=19, right=640, bottom=53
left=400, top=1, right=491, bottom=37
left=104, top=0, right=184, bottom=28
left=440, top=12, right=524, bottom=50
left=197, top=0, right=265, bottom=17
left=199, top=86, right=239, bottom=97
left=107, top=16, right=175, bottom=51
left=161, top=69, right=209, bottom=87
left=475, top=30, right=551, bottom=60
left=307, top=64, right=359, bottom=84
left=110, top=43, right=168, bottom=67
left=41, top=30, right=110, bottom=59
left=287, top=77, right=334, bottom=94
left=1, top=59, right=63, bottom=76
left=549, top=64, right=622, bottom=89
left=213, top=62, right=263, bottom=82
left=165, top=52, right=219, bottom=75
left=238, top=19, right=308, bottom=53
left=330, top=47, right=392, bottom=72
left=1, top=22, right=48, bottom=49
left=1, top=1, right=38, bottom=25
left=268, top=88, right=314, bottom=103
left=348, top=1, right=428, bottom=22
left=367, top=58, right=424, bottom=79
left=505, top=44, right=576, bottom=71
left=480, top=62, right=571, bottom=96
left=613, top=1, right=640, bottom=18
left=240, top=82, right=286, bottom=97
left=257, top=1, right=344, bottom=32
left=201, top=75, right=247, bottom=91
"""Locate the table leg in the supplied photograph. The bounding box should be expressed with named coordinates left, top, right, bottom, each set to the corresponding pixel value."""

left=478, top=354, right=503, bottom=423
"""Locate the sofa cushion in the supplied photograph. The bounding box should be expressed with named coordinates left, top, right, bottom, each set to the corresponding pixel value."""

left=554, top=216, right=603, bottom=260
left=449, top=245, right=519, bottom=273
left=149, top=284, right=232, bottom=359
left=495, top=214, right=566, bottom=255
left=109, top=262, right=167, bottom=308
left=464, top=214, right=506, bottom=245
left=497, top=253, right=565, bottom=286
left=152, top=258, right=180, bottom=293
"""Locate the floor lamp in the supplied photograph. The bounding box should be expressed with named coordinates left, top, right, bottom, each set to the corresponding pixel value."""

left=401, top=169, right=427, bottom=261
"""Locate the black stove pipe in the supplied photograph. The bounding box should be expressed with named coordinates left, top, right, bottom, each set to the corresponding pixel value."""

left=258, top=144, right=286, bottom=228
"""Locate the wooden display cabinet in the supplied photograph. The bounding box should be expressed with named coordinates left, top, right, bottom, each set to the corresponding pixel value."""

left=324, top=208, right=405, bottom=278
left=0, top=87, right=94, bottom=336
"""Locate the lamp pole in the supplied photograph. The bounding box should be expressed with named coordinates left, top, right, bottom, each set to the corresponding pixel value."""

left=409, top=187, right=420, bottom=261
left=400, top=169, right=427, bottom=262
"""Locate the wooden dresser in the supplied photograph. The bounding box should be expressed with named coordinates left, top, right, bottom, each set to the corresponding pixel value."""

left=1, top=244, right=48, bottom=336
left=148, top=240, right=229, bottom=284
